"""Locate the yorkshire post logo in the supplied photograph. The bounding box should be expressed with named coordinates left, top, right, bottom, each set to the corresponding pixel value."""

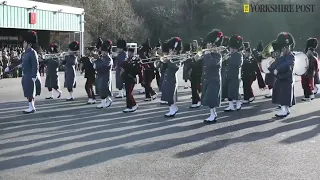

left=244, top=4, right=250, bottom=13
left=244, top=4, right=315, bottom=13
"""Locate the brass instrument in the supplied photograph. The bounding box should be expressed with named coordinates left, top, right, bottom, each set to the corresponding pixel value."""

left=42, top=51, right=79, bottom=60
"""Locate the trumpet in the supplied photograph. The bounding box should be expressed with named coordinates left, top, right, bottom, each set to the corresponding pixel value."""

left=139, top=56, right=161, bottom=64
left=42, top=51, right=79, bottom=60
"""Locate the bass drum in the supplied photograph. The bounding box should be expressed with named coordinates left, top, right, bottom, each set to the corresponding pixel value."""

left=260, top=57, right=275, bottom=73
left=293, top=51, right=309, bottom=76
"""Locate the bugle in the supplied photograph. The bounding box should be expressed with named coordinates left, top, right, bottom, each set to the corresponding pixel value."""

left=42, top=51, right=79, bottom=60
left=139, top=56, right=161, bottom=64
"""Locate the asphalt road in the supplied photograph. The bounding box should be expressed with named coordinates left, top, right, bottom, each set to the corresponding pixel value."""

left=0, top=70, right=319, bottom=180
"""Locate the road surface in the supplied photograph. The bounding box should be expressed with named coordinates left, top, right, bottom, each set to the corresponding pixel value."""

left=0, top=70, right=319, bottom=180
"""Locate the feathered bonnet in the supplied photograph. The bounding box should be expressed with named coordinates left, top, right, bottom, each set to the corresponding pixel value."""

left=166, top=37, right=182, bottom=53
left=49, top=44, right=59, bottom=53
left=203, top=29, right=223, bottom=47
left=276, top=32, right=295, bottom=49
left=101, top=40, right=112, bottom=53
left=116, top=38, right=127, bottom=50
left=229, top=35, right=243, bottom=50
left=23, top=30, right=38, bottom=45
left=305, top=38, right=317, bottom=52
left=69, top=41, right=79, bottom=51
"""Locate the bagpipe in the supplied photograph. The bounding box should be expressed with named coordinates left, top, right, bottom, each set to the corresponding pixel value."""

left=260, top=41, right=308, bottom=76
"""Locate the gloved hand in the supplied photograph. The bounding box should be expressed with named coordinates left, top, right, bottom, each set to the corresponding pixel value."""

left=274, top=69, right=278, bottom=75
left=32, top=78, right=36, bottom=82
left=4, top=67, right=9, bottom=72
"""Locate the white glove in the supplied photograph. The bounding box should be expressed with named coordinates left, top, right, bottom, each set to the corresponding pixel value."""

left=4, top=67, right=9, bottom=72
left=274, top=69, right=278, bottom=75
left=32, top=78, right=36, bottom=82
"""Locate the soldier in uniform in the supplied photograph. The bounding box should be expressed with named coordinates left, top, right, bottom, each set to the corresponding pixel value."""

left=263, top=41, right=280, bottom=98
left=184, top=41, right=202, bottom=108
left=221, top=36, right=230, bottom=101
left=121, top=48, right=143, bottom=112
left=62, top=41, right=78, bottom=101
left=224, top=35, right=243, bottom=112
left=81, top=46, right=97, bottom=104
left=161, top=37, right=181, bottom=117
left=154, top=40, right=162, bottom=90
left=95, top=40, right=113, bottom=109
left=115, top=38, right=127, bottom=98
left=269, top=32, right=296, bottom=117
left=182, top=42, right=191, bottom=89
left=199, top=29, right=223, bottom=122
left=5, top=31, right=41, bottom=113
left=241, top=42, right=265, bottom=104
left=301, top=38, right=318, bottom=101
left=140, top=40, right=157, bottom=101
left=45, top=44, right=62, bottom=99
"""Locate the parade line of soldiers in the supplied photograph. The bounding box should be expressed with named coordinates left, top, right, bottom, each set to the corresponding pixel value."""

left=4, top=30, right=319, bottom=123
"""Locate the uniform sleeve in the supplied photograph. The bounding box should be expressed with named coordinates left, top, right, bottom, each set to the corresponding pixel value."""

left=8, top=59, right=22, bottom=70
left=103, top=56, right=113, bottom=69
left=276, top=55, right=294, bottom=73
left=30, top=50, right=39, bottom=78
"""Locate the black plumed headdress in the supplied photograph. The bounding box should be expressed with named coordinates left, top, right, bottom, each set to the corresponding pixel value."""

left=166, top=37, right=182, bottom=52
left=203, top=29, right=224, bottom=47
left=276, top=32, right=295, bottom=49
left=228, top=35, right=243, bottom=50
left=23, top=30, right=38, bottom=45
left=69, top=41, right=79, bottom=51
left=101, top=40, right=112, bottom=53
left=116, top=38, right=127, bottom=50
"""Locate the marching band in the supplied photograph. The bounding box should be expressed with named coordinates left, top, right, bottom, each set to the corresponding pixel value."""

left=4, top=29, right=320, bottom=123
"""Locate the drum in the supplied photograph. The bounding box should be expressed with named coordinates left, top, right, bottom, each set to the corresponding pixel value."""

left=293, top=51, right=308, bottom=76
left=260, top=57, right=275, bottom=73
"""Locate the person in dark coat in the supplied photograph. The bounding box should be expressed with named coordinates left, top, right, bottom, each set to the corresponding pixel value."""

left=224, top=35, right=243, bottom=112
left=241, top=42, right=266, bottom=104
left=62, top=41, right=78, bottom=101
left=301, top=38, right=318, bottom=101
left=312, top=52, right=319, bottom=94
left=140, top=40, right=157, bottom=101
left=154, top=40, right=162, bottom=92
left=184, top=40, right=202, bottom=108
left=95, top=40, right=114, bottom=109
left=221, top=36, right=230, bottom=101
left=121, top=48, right=143, bottom=112
left=182, top=42, right=191, bottom=89
left=81, top=46, right=97, bottom=104
left=115, top=38, right=127, bottom=98
left=198, top=29, right=223, bottom=122
left=161, top=37, right=181, bottom=117
left=269, top=32, right=296, bottom=117
left=264, top=40, right=281, bottom=98
left=45, top=44, right=62, bottom=99
left=5, top=30, right=41, bottom=114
